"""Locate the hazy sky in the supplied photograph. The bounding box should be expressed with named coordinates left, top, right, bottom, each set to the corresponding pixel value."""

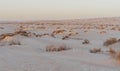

left=0, top=0, right=120, bottom=20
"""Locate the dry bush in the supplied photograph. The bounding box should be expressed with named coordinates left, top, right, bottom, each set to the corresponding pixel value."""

left=46, top=44, right=71, bottom=52
left=115, top=51, right=120, bottom=60
left=90, top=48, right=101, bottom=53
left=37, top=27, right=46, bottom=29
left=99, top=31, right=106, bottom=34
left=104, top=38, right=118, bottom=46
left=9, top=39, right=21, bottom=45
left=0, top=33, right=15, bottom=41
left=52, top=30, right=66, bottom=35
left=118, top=39, right=120, bottom=42
left=0, top=37, right=21, bottom=46
left=50, top=34, right=56, bottom=38
left=0, top=35, right=6, bottom=41
left=82, top=39, right=90, bottom=44
left=108, top=47, right=116, bottom=54
left=107, top=48, right=120, bottom=62
left=14, top=30, right=30, bottom=37
left=110, top=50, right=120, bottom=62
left=62, top=35, right=69, bottom=40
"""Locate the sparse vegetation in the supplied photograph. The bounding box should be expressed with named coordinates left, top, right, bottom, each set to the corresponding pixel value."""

left=46, top=44, right=71, bottom=52
left=107, top=47, right=116, bottom=54
left=104, top=38, right=118, bottom=46
left=82, top=39, right=90, bottom=44
left=14, top=30, right=30, bottom=37
left=90, top=48, right=101, bottom=53
left=62, top=35, right=69, bottom=40
left=52, top=30, right=66, bottom=35
left=115, top=51, right=120, bottom=60
left=9, top=39, right=21, bottom=45
left=106, top=47, right=120, bottom=61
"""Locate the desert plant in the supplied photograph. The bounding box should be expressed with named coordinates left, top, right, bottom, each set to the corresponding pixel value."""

left=107, top=48, right=120, bottom=62
left=46, top=44, right=70, bottom=52
left=62, top=35, right=69, bottom=40
left=104, top=38, right=117, bottom=46
left=52, top=30, right=66, bottom=35
left=115, top=51, right=120, bottom=60
left=90, top=48, right=101, bottom=53
left=108, top=47, right=116, bottom=54
left=0, top=35, right=6, bottom=41
left=14, top=30, right=30, bottom=37
left=9, top=39, right=21, bottom=45
left=82, top=39, right=90, bottom=44
left=118, top=39, right=120, bottom=42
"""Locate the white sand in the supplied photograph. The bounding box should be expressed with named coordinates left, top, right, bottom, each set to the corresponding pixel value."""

left=0, top=18, right=120, bottom=71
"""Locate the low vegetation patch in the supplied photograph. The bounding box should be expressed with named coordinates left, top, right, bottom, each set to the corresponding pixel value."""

left=46, top=44, right=71, bottom=52
left=106, top=47, right=120, bottom=63
left=62, top=35, right=69, bottom=40
left=90, top=48, right=101, bottom=53
left=104, top=38, right=118, bottom=46
left=0, top=36, right=21, bottom=46
left=82, top=39, right=90, bottom=44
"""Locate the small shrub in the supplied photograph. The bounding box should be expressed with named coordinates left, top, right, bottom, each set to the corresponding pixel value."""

left=115, top=51, right=120, bottom=60
left=15, top=30, right=30, bottom=37
left=90, top=48, right=101, bottom=53
left=108, top=47, right=116, bottom=54
left=52, top=30, right=66, bottom=35
left=62, top=35, right=69, bottom=40
left=46, top=44, right=70, bottom=52
left=0, top=35, right=6, bottom=41
left=104, top=38, right=117, bottom=46
left=108, top=49, right=120, bottom=62
left=82, top=39, right=90, bottom=44
left=9, top=39, right=21, bottom=45
left=118, top=39, right=120, bottom=42
left=0, top=33, right=15, bottom=41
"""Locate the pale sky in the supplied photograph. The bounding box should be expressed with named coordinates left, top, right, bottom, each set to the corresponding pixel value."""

left=0, top=0, right=120, bottom=20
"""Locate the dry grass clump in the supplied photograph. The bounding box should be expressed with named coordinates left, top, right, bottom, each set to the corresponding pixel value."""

left=107, top=47, right=120, bottom=62
left=14, top=30, right=30, bottom=37
left=9, top=39, right=21, bottom=45
left=46, top=44, right=71, bottom=52
left=107, top=47, right=116, bottom=55
left=0, top=33, right=15, bottom=41
left=82, top=39, right=90, bottom=44
left=35, top=33, right=49, bottom=37
left=104, top=38, right=118, bottom=46
left=109, top=50, right=120, bottom=62
left=62, top=35, right=69, bottom=40
left=52, top=30, right=66, bottom=35
left=90, top=48, right=101, bottom=53
left=37, top=26, right=46, bottom=29
left=99, top=31, right=106, bottom=34
left=62, top=32, right=79, bottom=40
left=118, top=39, right=120, bottom=42
left=0, top=36, right=21, bottom=46
left=115, top=51, right=120, bottom=60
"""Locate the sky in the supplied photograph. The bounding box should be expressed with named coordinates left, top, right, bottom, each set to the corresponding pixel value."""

left=0, top=0, right=120, bottom=20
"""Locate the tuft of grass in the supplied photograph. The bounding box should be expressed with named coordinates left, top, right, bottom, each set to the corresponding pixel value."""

left=46, top=44, right=71, bottom=52
left=62, top=35, right=69, bottom=40
left=9, top=39, right=21, bottom=45
left=90, top=48, right=101, bottom=53
left=107, top=48, right=120, bottom=62
left=115, top=51, right=120, bottom=60
left=108, top=47, right=116, bottom=54
left=82, top=39, right=90, bottom=44
left=104, top=38, right=118, bottom=46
